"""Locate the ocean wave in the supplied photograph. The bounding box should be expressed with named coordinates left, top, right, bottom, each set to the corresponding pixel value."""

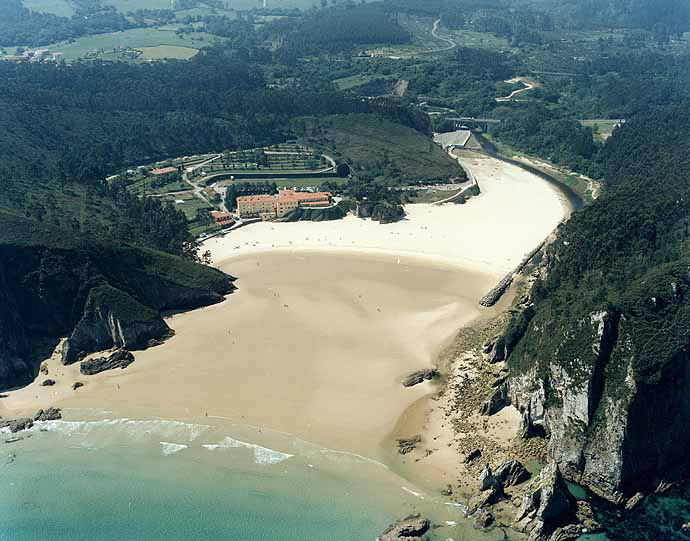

left=160, top=442, right=188, bottom=456
left=401, top=486, right=425, bottom=499
left=28, top=418, right=210, bottom=442
left=203, top=436, right=293, bottom=465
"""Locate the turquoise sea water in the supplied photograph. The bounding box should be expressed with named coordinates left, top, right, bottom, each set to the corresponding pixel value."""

left=0, top=415, right=508, bottom=541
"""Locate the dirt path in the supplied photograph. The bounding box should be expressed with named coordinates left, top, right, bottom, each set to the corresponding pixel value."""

left=496, top=77, right=539, bottom=102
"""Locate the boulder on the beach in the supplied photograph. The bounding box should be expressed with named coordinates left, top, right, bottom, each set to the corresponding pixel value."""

left=41, top=379, right=56, bottom=386
left=495, top=459, right=530, bottom=487
left=39, top=362, right=48, bottom=375
left=72, top=381, right=84, bottom=390
left=397, top=435, right=421, bottom=455
left=402, top=369, right=438, bottom=388
left=33, top=407, right=62, bottom=422
left=464, top=448, right=482, bottom=463
left=80, top=349, right=135, bottom=376
left=378, top=514, right=430, bottom=540
left=0, top=418, right=33, bottom=433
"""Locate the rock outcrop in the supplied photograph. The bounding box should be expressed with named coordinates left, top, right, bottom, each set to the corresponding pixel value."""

left=495, top=459, right=530, bottom=487
left=62, top=285, right=173, bottom=364
left=378, top=514, right=430, bottom=540
left=0, top=417, right=33, bottom=433
left=0, top=233, right=235, bottom=392
left=515, top=463, right=575, bottom=540
left=402, top=368, right=438, bottom=387
left=33, top=407, right=62, bottom=421
left=80, top=349, right=135, bottom=375
left=507, top=287, right=690, bottom=502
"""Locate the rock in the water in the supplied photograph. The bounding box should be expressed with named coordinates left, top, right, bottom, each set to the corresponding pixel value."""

left=495, top=459, right=530, bottom=487
left=33, top=407, right=62, bottom=422
left=624, top=492, right=644, bottom=510
left=41, top=379, right=56, bottom=386
left=548, top=524, right=585, bottom=541
left=464, top=448, right=481, bottom=463
left=473, top=510, right=495, bottom=529
left=5, top=437, right=23, bottom=444
left=39, top=362, right=48, bottom=375
left=402, top=369, right=438, bottom=387
left=378, top=514, right=430, bottom=540
left=397, top=435, right=421, bottom=455
left=515, top=463, right=575, bottom=537
left=681, top=522, right=690, bottom=534
left=0, top=418, right=33, bottom=433
left=80, top=349, right=135, bottom=376
left=440, top=484, right=453, bottom=496
left=72, top=381, right=84, bottom=390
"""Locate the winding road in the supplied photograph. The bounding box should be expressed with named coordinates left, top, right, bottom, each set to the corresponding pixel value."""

left=430, top=18, right=457, bottom=53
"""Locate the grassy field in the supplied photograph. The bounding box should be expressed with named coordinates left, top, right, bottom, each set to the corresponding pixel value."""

left=39, top=26, right=212, bottom=60
left=579, top=119, right=623, bottom=143
left=293, top=114, right=466, bottom=184
left=23, top=0, right=75, bottom=16
left=137, top=45, right=199, bottom=59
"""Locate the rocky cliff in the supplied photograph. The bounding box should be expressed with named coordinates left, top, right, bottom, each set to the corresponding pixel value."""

left=506, top=261, right=690, bottom=504
left=0, top=219, right=235, bottom=391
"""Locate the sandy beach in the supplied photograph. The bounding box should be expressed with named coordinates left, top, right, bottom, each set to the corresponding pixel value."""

left=204, top=151, right=568, bottom=275
left=1, top=151, right=568, bottom=495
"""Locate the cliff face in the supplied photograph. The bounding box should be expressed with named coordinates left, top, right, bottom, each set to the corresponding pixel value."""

left=0, top=238, right=235, bottom=391
left=507, top=264, right=690, bottom=503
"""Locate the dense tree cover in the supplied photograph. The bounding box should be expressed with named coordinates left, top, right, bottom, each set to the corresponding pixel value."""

left=506, top=103, right=690, bottom=383
left=526, top=0, right=690, bottom=35
left=266, top=3, right=411, bottom=63
left=0, top=0, right=132, bottom=47
left=490, top=103, right=600, bottom=175
left=0, top=46, right=432, bottom=261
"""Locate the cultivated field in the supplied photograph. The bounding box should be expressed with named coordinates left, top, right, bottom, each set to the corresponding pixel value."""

left=38, top=27, right=212, bottom=60
left=137, top=45, right=199, bottom=60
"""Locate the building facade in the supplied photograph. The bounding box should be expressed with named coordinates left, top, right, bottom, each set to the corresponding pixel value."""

left=236, top=190, right=332, bottom=219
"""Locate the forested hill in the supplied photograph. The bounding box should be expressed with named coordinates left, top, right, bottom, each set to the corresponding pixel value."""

left=503, top=104, right=690, bottom=502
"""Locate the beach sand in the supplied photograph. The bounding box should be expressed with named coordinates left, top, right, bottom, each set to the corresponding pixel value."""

left=1, top=151, right=568, bottom=499
left=203, top=151, right=568, bottom=275
left=2, top=253, right=497, bottom=462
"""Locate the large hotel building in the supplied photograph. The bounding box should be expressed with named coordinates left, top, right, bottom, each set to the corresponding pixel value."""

left=236, top=190, right=332, bottom=219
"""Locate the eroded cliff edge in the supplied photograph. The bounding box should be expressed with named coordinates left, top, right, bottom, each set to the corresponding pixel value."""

left=0, top=216, right=235, bottom=390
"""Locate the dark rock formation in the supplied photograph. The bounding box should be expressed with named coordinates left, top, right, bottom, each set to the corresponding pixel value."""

left=479, top=464, right=499, bottom=491
left=80, top=349, right=135, bottom=375
left=33, top=407, right=62, bottom=421
left=61, top=285, right=173, bottom=364
left=378, top=514, right=430, bottom=540
left=480, top=384, right=509, bottom=415
left=402, top=369, right=438, bottom=387
left=39, top=363, right=48, bottom=375
left=397, top=435, right=421, bottom=455
left=464, top=448, right=481, bottom=463
left=495, top=459, right=530, bottom=487
left=473, top=510, right=495, bottom=530
left=41, top=379, right=55, bottom=386
left=515, top=463, right=575, bottom=540
left=508, top=298, right=690, bottom=502
left=0, top=417, right=33, bottom=433
left=72, top=381, right=84, bottom=390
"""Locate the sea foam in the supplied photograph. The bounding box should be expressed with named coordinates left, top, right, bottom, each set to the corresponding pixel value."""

left=160, top=442, right=188, bottom=456
left=203, top=436, right=293, bottom=465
